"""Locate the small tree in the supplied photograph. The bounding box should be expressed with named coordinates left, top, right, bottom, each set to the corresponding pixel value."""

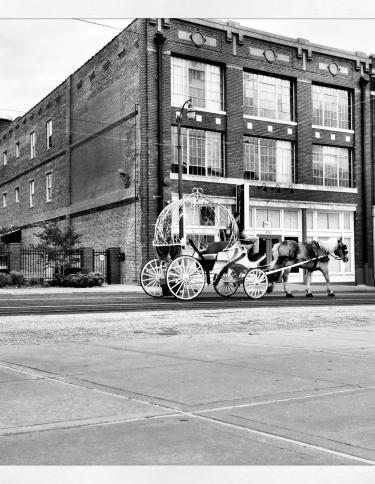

left=35, top=221, right=82, bottom=275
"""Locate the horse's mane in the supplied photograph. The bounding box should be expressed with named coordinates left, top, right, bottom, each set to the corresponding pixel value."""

left=314, top=238, right=338, bottom=253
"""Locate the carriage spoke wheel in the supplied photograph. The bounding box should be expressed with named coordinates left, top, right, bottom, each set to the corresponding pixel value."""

left=214, top=269, right=239, bottom=297
left=243, top=268, right=268, bottom=299
left=140, top=259, right=168, bottom=298
left=166, top=255, right=205, bottom=300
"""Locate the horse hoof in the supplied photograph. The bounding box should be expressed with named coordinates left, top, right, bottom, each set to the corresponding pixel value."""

left=305, top=292, right=313, bottom=297
left=328, top=292, right=335, bottom=297
left=286, top=293, right=294, bottom=298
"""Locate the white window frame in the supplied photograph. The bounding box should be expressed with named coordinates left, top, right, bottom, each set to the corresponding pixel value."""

left=171, top=126, right=224, bottom=178
left=243, top=72, right=293, bottom=122
left=46, top=119, right=53, bottom=149
left=2, top=193, right=7, bottom=208
left=171, top=56, right=223, bottom=112
left=15, top=141, right=20, bottom=159
left=2, top=150, right=7, bottom=166
left=46, top=172, right=52, bottom=202
left=244, top=136, right=294, bottom=183
left=312, top=84, right=352, bottom=130
left=15, top=187, right=20, bottom=203
left=312, top=145, right=352, bottom=188
left=29, top=180, right=35, bottom=208
left=30, top=131, right=36, bottom=159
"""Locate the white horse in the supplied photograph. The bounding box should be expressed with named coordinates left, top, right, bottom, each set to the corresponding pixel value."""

left=267, top=237, right=349, bottom=297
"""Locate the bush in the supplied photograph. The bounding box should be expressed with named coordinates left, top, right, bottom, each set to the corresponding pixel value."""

left=9, top=271, right=25, bottom=287
left=0, top=273, right=10, bottom=287
left=28, top=276, right=45, bottom=286
left=50, top=272, right=105, bottom=288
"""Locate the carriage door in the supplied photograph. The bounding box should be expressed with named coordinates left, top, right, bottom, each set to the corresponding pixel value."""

left=258, top=235, right=282, bottom=265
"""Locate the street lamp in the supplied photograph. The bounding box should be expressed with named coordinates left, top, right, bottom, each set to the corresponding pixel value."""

left=176, top=99, right=196, bottom=238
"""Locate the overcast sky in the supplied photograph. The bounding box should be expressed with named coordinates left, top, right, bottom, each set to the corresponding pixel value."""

left=2, top=0, right=375, bottom=118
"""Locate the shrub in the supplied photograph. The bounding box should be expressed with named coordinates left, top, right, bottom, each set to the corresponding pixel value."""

left=50, top=272, right=105, bottom=288
left=9, top=271, right=25, bottom=287
left=28, top=276, right=45, bottom=286
left=0, top=273, right=10, bottom=287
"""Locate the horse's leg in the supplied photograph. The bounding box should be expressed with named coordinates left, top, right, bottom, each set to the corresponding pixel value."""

left=305, top=270, right=313, bottom=297
left=320, top=264, right=335, bottom=296
left=282, top=268, right=293, bottom=297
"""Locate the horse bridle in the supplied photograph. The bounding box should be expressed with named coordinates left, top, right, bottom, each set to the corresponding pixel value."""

left=314, top=241, right=348, bottom=261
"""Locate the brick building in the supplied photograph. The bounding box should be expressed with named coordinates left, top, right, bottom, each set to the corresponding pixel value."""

left=0, top=18, right=374, bottom=284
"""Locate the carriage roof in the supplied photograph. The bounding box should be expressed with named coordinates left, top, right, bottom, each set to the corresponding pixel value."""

left=152, top=188, right=239, bottom=249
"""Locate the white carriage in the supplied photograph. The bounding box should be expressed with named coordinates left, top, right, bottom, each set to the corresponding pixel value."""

left=140, top=188, right=268, bottom=300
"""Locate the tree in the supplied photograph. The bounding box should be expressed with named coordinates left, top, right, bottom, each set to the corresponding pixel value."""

left=35, top=221, right=82, bottom=275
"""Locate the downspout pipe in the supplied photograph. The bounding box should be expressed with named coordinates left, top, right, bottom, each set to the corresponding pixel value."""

left=360, top=75, right=370, bottom=283
left=154, top=31, right=166, bottom=214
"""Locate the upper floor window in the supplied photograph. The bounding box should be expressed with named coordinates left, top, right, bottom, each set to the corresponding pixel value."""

left=46, top=119, right=53, bottom=149
left=15, top=141, right=20, bottom=158
left=2, top=193, right=7, bottom=208
left=312, top=85, right=351, bottom=130
left=171, top=57, right=222, bottom=111
left=243, top=72, right=293, bottom=121
left=2, top=151, right=7, bottom=166
left=29, top=179, right=35, bottom=207
left=244, top=136, right=294, bottom=183
left=312, top=145, right=352, bottom=187
left=171, top=126, right=224, bottom=177
left=46, top=172, right=52, bottom=202
left=30, top=131, right=36, bottom=159
left=15, top=186, right=20, bottom=203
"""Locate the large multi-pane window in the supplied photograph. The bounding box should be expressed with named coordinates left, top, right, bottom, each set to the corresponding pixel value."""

left=312, top=145, right=352, bottom=187
left=244, top=136, right=294, bottom=182
left=243, top=72, right=293, bottom=121
left=312, top=85, right=351, bottom=129
left=171, top=57, right=222, bottom=111
left=171, top=127, right=223, bottom=177
left=30, top=131, right=36, bottom=159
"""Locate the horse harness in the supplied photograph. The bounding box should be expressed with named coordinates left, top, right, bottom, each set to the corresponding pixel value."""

left=305, top=241, right=329, bottom=270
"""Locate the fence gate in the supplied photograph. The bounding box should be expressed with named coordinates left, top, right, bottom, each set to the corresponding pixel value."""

left=94, top=250, right=107, bottom=281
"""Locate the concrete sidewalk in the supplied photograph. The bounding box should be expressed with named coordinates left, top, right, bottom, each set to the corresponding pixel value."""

left=0, top=282, right=374, bottom=296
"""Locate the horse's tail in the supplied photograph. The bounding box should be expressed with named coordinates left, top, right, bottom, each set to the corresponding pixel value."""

left=268, top=243, right=281, bottom=270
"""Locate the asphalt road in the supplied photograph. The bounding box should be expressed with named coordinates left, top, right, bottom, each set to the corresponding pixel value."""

left=0, top=290, right=375, bottom=315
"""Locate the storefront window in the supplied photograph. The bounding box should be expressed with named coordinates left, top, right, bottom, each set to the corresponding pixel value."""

left=256, top=209, right=280, bottom=229
left=284, top=210, right=299, bottom=229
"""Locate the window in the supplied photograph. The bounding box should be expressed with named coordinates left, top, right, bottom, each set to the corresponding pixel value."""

left=15, top=187, right=20, bottom=203
left=244, top=136, right=294, bottom=183
left=171, top=127, right=223, bottom=177
left=30, top=131, right=36, bottom=159
left=15, top=142, right=20, bottom=158
left=313, top=145, right=352, bottom=187
left=2, top=151, right=7, bottom=166
left=46, top=119, right=53, bottom=149
left=243, top=72, right=293, bottom=121
left=2, top=193, right=6, bottom=208
left=312, top=85, right=351, bottom=129
left=171, top=57, right=222, bottom=111
left=29, top=180, right=35, bottom=207
left=46, top=172, right=52, bottom=202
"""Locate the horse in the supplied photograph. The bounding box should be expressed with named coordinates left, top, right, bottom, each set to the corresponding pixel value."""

left=267, top=237, right=349, bottom=297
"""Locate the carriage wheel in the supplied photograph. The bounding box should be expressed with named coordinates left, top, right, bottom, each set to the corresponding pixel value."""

left=214, top=269, right=239, bottom=297
left=140, top=259, right=168, bottom=298
left=243, top=268, right=268, bottom=299
left=166, top=255, right=205, bottom=300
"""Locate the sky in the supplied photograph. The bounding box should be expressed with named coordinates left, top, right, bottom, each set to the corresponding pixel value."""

left=2, top=0, right=375, bottom=118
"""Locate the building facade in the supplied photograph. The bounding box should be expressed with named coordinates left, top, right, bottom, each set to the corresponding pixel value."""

left=0, top=18, right=374, bottom=284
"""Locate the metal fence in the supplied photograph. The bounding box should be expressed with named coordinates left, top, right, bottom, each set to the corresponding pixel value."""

left=94, top=250, right=107, bottom=280
left=21, top=247, right=82, bottom=281
left=0, top=249, right=9, bottom=273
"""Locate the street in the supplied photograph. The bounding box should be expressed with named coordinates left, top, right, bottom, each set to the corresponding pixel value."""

left=1, top=296, right=375, bottom=466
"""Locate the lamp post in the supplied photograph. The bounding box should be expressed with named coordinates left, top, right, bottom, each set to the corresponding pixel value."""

left=176, top=99, right=196, bottom=238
